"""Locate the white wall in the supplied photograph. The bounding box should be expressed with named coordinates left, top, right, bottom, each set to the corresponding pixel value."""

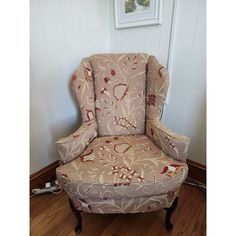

left=30, top=0, right=110, bottom=174
left=109, top=0, right=175, bottom=67
left=162, top=0, right=206, bottom=164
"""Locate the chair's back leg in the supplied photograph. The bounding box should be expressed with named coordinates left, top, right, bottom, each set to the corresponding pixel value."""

left=164, top=197, right=179, bottom=230
left=69, top=198, right=82, bottom=234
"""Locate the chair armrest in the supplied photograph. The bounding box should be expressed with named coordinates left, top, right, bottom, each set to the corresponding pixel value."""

left=56, top=119, right=97, bottom=164
left=146, top=119, right=190, bottom=162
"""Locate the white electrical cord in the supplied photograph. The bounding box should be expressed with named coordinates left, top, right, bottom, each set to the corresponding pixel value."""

left=184, top=178, right=206, bottom=193
left=50, top=180, right=63, bottom=195
left=47, top=186, right=63, bottom=195
left=32, top=181, right=63, bottom=195
left=185, top=180, right=206, bottom=189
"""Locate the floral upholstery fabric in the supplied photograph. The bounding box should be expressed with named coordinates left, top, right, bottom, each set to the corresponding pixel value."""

left=69, top=190, right=179, bottom=214
left=57, top=58, right=98, bottom=164
left=90, top=53, right=149, bottom=136
left=56, top=53, right=190, bottom=214
left=146, top=56, right=169, bottom=120
left=71, top=58, right=96, bottom=123
left=56, top=120, right=97, bottom=164
left=146, top=119, right=190, bottom=162
left=56, top=135, right=188, bottom=199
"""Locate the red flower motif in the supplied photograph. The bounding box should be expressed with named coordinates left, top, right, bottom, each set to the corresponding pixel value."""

left=111, top=69, right=116, bottom=76
left=148, top=94, right=156, bottom=106
left=86, top=110, right=94, bottom=120
left=72, top=74, right=77, bottom=81
left=160, top=166, right=168, bottom=174
left=104, top=77, right=110, bottom=83
left=61, top=173, right=68, bottom=178
left=80, top=149, right=94, bottom=162
left=170, top=164, right=182, bottom=168
left=84, top=67, right=92, bottom=81
left=145, top=63, right=148, bottom=75
left=150, top=128, right=154, bottom=136
left=160, top=164, right=184, bottom=176
left=101, top=88, right=107, bottom=94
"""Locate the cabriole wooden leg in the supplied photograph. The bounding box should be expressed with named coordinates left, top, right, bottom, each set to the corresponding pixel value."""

left=69, top=198, right=82, bottom=234
left=164, top=197, right=179, bottom=230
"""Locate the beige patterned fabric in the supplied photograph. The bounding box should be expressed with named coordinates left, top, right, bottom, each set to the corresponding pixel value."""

left=71, top=58, right=95, bottom=122
left=56, top=53, right=190, bottom=214
left=90, top=53, right=149, bottom=136
left=57, top=58, right=97, bottom=163
left=146, top=119, right=190, bottom=162
left=146, top=56, right=169, bottom=120
left=56, top=135, right=188, bottom=198
left=56, top=120, right=97, bottom=164
left=69, top=190, right=179, bottom=214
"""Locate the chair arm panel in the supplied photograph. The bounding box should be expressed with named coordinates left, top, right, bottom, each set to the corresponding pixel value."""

left=56, top=120, right=97, bottom=164
left=146, top=119, right=190, bottom=162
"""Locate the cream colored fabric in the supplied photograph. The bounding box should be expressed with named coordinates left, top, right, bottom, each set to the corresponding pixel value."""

left=146, top=119, right=190, bottom=162
left=69, top=190, right=179, bottom=214
left=146, top=56, right=169, bottom=120
left=90, top=53, right=149, bottom=136
left=56, top=135, right=188, bottom=198
left=57, top=58, right=97, bottom=163
left=56, top=53, right=190, bottom=214
left=71, top=58, right=96, bottom=122
left=56, top=120, right=97, bottom=163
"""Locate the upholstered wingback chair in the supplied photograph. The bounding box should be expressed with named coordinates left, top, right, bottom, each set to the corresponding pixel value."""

left=56, top=53, right=190, bottom=234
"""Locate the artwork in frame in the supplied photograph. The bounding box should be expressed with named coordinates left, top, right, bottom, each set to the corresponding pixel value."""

left=114, top=0, right=163, bottom=29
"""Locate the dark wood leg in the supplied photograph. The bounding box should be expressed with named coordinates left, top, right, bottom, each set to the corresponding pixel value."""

left=164, top=197, right=179, bottom=231
left=69, top=198, right=82, bottom=234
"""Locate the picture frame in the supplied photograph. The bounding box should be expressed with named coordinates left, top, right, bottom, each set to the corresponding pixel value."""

left=114, top=0, right=163, bottom=29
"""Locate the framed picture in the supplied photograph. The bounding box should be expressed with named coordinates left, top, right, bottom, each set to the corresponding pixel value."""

left=114, top=0, right=163, bottom=29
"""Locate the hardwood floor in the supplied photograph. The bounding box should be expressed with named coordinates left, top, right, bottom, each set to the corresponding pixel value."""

left=30, top=184, right=206, bottom=236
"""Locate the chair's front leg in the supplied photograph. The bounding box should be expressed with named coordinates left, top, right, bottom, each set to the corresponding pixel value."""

left=164, top=197, right=179, bottom=230
left=69, top=199, right=82, bottom=234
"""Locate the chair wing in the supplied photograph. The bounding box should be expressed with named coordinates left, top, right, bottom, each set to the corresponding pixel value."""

left=56, top=58, right=97, bottom=163
left=71, top=58, right=96, bottom=123
left=146, top=56, right=169, bottom=120
left=146, top=56, right=190, bottom=161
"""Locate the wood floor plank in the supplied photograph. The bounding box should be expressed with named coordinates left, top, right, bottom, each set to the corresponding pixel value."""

left=126, top=212, right=162, bottom=236
left=191, top=200, right=206, bottom=236
left=144, top=211, right=165, bottom=236
left=180, top=188, right=205, bottom=234
left=154, top=185, right=203, bottom=236
left=100, top=212, right=158, bottom=236
left=99, top=213, right=132, bottom=236
left=80, top=213, right=116, bottom=236
left=30, top=185, right=206, bottom=236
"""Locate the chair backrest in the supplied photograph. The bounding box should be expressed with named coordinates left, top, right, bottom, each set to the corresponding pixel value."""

left=71, top=53, right=169, bottom=136
left=90, top=53, right=148, bottom=136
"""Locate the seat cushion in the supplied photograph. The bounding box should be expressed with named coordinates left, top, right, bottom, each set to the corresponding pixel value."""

left=89, top=53, right=149, bottom=136
left=56, top=135, right=188, bottom=199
